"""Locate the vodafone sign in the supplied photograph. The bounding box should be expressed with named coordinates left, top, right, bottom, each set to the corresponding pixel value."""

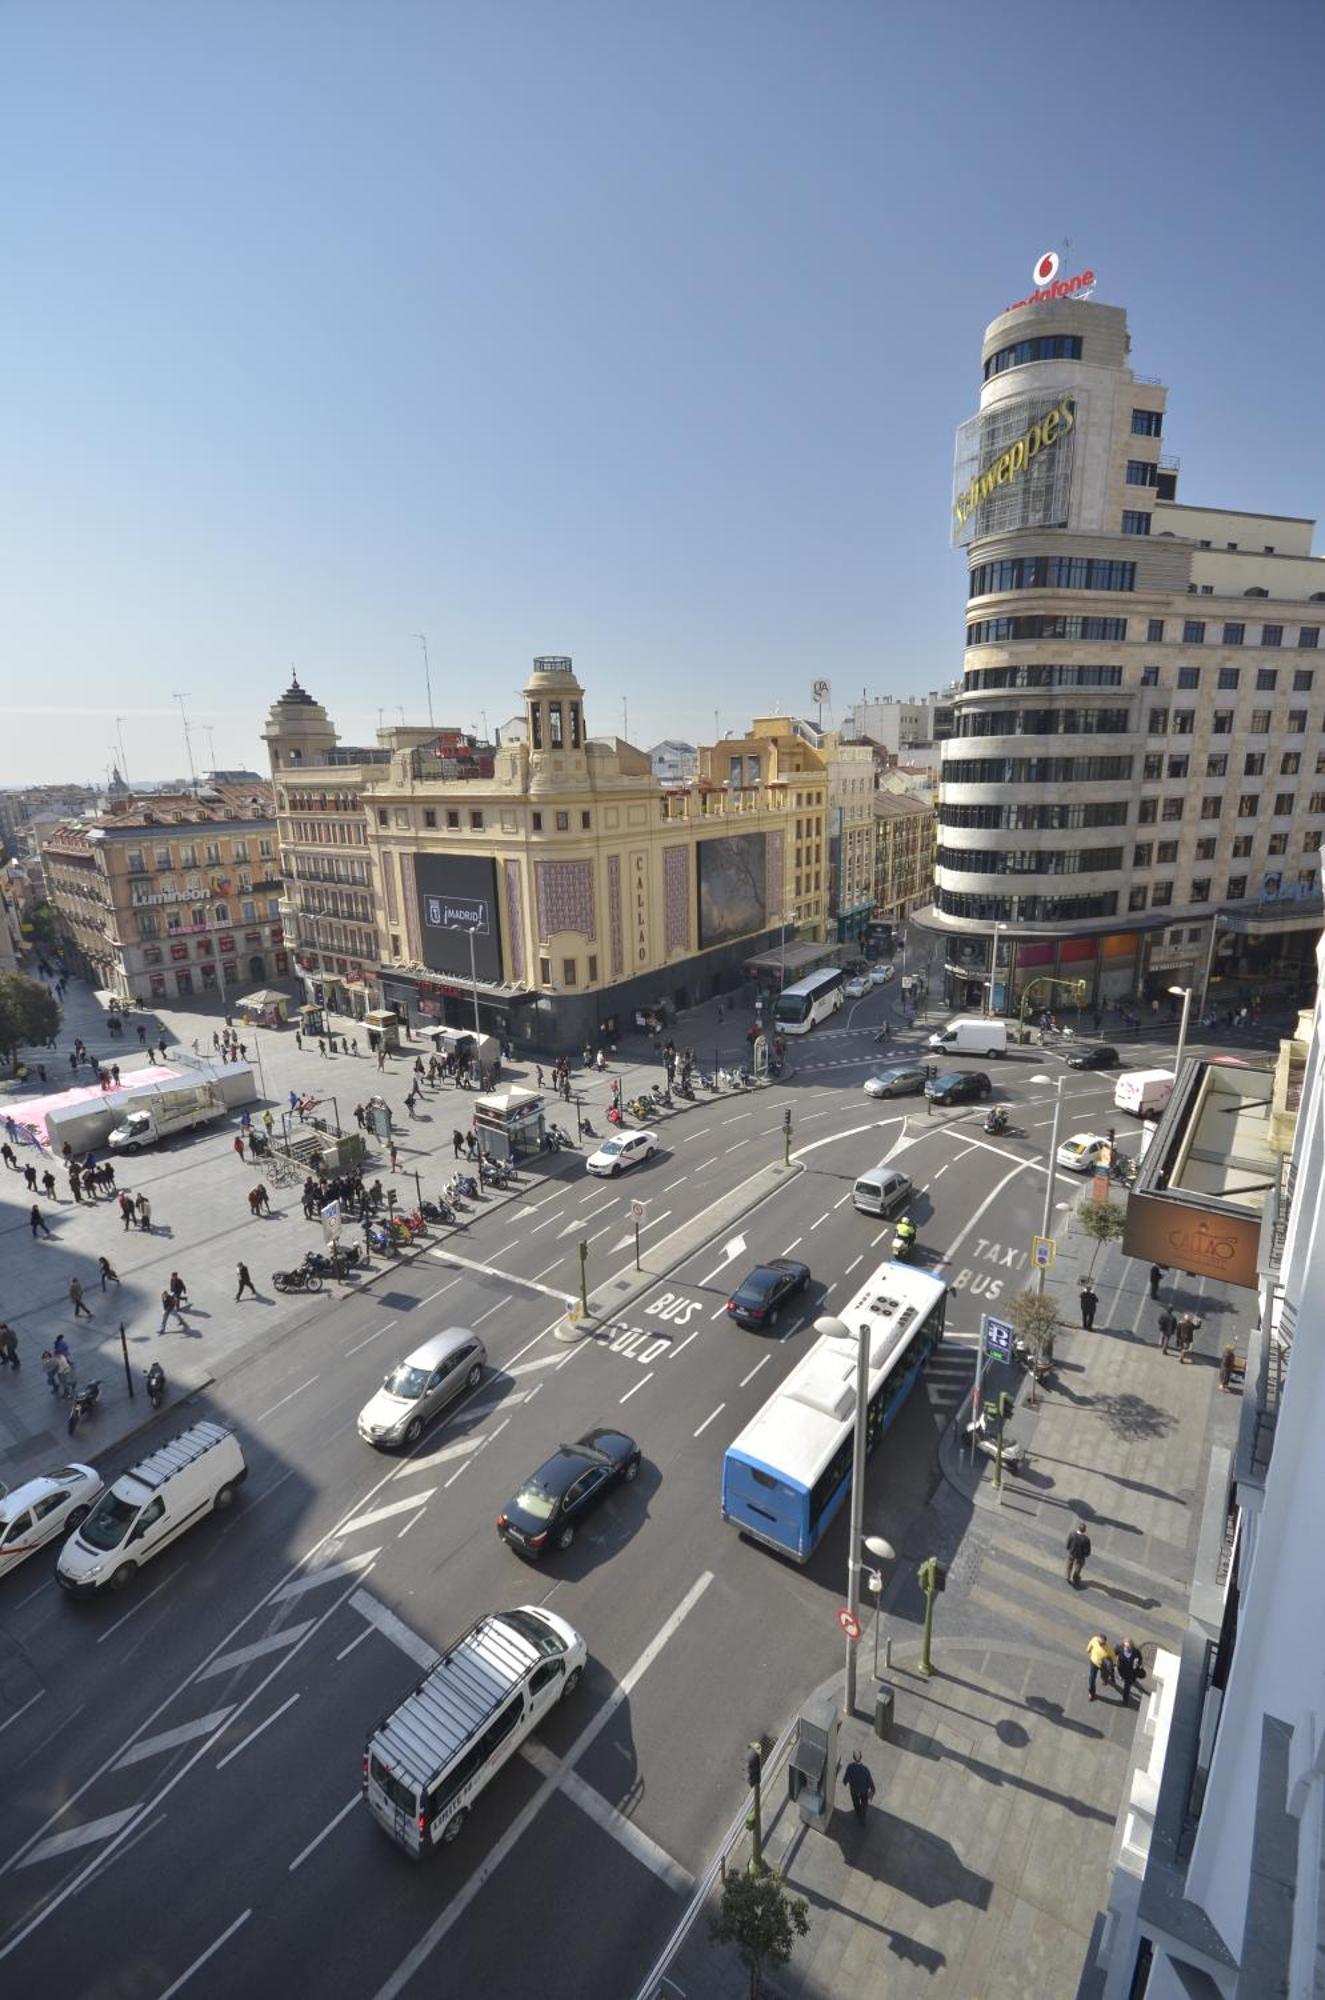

left=1006, top=250, right=1097, bottom=314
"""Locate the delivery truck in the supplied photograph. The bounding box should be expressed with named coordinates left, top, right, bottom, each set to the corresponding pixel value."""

left=108, top=1081, right=225, bottom=1152
left=1114, top=1068, right=1174, bottom=1118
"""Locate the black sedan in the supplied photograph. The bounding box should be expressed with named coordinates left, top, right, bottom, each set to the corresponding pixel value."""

left=726, top=1258, right=811, bottom=1329
left=924, top=1069, right=992, bottom=1106
left=497, top=1428, right=641, bottom=1558
left=1065, top=1043, right=1120, bottom=1070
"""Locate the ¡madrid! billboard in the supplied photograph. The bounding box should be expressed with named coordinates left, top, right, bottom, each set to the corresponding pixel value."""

left=413, top=854, right=503, bottom=983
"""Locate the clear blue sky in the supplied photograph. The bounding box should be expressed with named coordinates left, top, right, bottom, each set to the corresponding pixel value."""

left=3, top=0, right=1323, bottom=785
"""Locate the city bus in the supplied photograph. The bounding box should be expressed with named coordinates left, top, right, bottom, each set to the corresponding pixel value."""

left=772, top=966, right=845, bottom=1035
left=720, top=1262, right=947, bottom=1562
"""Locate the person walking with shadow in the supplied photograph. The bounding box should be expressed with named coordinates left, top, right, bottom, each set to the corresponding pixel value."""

left=1087, top=1633, right=1118, bottom=1702
left=30, top=1203, right=52, bottom=1239
left=842, top=1750, right=876, bottom=1826
left=1117, top=1638, right=1147, bottom=1704
left=1066, top=1521, right=1092, bottom=1588
left=235, top=1261, right=259, bottom=1301
left=1148, top=1263, right=1164, bottom=1300
left=1078, top=1279, right=1098, bottom=1330
left=69, top=1277, right=93, bottom=1319
left=159, top=1286, right=186, bottom=1334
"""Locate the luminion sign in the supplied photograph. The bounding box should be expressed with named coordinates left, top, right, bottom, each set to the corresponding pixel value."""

left=1005, top=248, right=1097, bottom=314
left=952, top=395, right=1076, bottom=530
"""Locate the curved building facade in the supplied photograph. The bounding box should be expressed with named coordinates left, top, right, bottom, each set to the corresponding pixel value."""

left=926, top=285, right=1325, bottom=1015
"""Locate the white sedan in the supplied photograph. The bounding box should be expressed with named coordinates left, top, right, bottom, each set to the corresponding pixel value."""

left=871, top=963, right=895, bottom=985
left=844, top=976, right=872, bottom=999
left=0, top=1464, right=104, bottom=1578
left=586, top=1129, right=660, bottom=1177
left=1056, top=1133, right=1112, bottom=1173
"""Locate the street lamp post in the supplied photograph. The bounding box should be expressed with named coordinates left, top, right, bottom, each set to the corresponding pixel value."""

left=1030, top=1072, right=1065, bottom=1297
left=815, top=1314, right=872, bottom=1717
left=863, top=1534, right=895, bottom=1681
left=1169, top=983, right=1193, bottom=1084
left=985, top=922, right=1003, bottom=1018
left=466, top=925, right=482, bottom=1036
left=1197, top=918, right=1223, bottom=1023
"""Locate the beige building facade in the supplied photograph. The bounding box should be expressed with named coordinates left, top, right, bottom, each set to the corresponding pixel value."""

left=873, top=789, right=936, bottom=926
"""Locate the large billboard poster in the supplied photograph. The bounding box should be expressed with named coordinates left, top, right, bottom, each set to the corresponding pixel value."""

left=697, top=833, right=766, bottom=950
left=951, top=389, right=1078, bottom=547
left=413, top=854, right=503, bottom=982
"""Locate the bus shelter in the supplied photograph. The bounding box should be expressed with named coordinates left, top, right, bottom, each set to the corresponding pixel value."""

left=473, top=1085, right=546, bottom=1163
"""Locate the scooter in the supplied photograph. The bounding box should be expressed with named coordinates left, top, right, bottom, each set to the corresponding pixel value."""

left=145, top=1361, right=166, bottom=1410
left=68, top=1379, right=103, bottom=1437
left=891, top=1226, right=917, bottom=1262
left=967, top=1408, right=1026, bottom=1471
left=983, top=1109, right=1009, bottom=1136
left=420, top=1197, right=455, bottom=1225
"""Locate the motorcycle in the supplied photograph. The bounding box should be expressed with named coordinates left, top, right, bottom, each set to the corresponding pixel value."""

left=983, top=1109, right=1009, bottom=1136
left=68, top=1379, right=103, bottom=1437
left=605, top=1104, right=625, bottom=1127
left=891, top=1226, right=917, bottom=1262
left=966, top=1408, right=1026, bottom=1471
left=145, top=1361, right=166, bottom=1411
left=366, top=1221, right=398, bottom=1255
left=649, top=1084, right=672, bottom=1110
left=420, top=1197, right=455, bottom=1225
left=452, top=1173, right=480, bottom=1202
left=305, top=1244, right=364, bottom=1279
left=546, top=1124, right=572, bottom=1150
left=272, top=1260, right=324, bottom=1294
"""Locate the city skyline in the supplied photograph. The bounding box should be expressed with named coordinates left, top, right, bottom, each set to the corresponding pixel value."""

left=3, top=0, right=1323, bottom=785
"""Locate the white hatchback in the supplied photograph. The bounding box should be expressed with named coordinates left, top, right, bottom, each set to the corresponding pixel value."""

left=0, top=1465, right=104, bottom=1579
left=844, top=976, right=871, bottom=999
left=1057, top=1133, right=1112, bottom=1173
left=870, top=963, right=895, bottom=985
left=585, top=1130, right=659, bottom=1176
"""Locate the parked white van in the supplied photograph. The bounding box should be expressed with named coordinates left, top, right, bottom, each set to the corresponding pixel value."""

left=57, top=1422, right=247, bottom=1596
left=927, top=1017, right=1007, bottom=1059
left=363, top=1605, right=586, bottom=1856
left=1114, top=1069, right=1174, bottom=1118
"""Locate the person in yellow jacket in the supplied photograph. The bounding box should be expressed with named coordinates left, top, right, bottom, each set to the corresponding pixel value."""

left=1087, top=1634, right=1118, bottom=1701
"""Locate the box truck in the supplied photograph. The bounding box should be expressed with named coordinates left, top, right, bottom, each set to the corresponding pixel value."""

left=108, top=1081, right=225, bottom=1152
left=1114, top=1069, right=1174, bottom=1117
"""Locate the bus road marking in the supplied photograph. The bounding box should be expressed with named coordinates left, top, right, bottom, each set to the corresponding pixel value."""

left=618, top=1373, right=654, bottom=1406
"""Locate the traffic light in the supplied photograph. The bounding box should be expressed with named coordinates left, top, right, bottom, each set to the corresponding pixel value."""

left=917, top=1556, right=946, bottom=1595
left=1076, top=979, right=1088, bottom=1004
left=783, top=1108, right=792, bottom=1132
left=746, top=1745, right=763, bottom=1787
left=996, top=1391, right=1014, bottom=1425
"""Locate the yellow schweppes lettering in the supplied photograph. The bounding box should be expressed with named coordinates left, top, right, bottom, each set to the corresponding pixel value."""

left=953, top=395, right=1076, bottom=528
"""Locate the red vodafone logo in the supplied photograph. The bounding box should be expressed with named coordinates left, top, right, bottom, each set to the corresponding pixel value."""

left=1005, top=257, right=1097, bottom=314
left=1032, top=250, right=1060, bottom=286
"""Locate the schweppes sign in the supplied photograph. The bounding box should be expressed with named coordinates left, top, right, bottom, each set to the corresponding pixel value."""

left=952, top=395, right=1076, bottom=530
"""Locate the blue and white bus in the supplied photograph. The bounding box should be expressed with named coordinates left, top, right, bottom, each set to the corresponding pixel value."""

left=773, top=966, right=845, bottom=1035
left=720, top=1262, right=947, bottom=1561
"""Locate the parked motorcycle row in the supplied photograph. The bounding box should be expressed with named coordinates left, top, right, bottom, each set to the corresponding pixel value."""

left=65, top=1361, right=168, bottom=1438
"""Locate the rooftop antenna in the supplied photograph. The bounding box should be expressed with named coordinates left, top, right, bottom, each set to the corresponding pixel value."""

left=414, top=633, right=435, bottom=728
left=173, top=692, right=197, bottom=786
left=622, top=696, right=629, bottom=743
left=115, top=716, right=131, bottom=786
left=204, top=725, right=217, bottom=773
left=396, top=706, right=406, bottom=725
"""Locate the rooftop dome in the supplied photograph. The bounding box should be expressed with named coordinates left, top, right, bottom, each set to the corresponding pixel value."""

left=275, top=675, right=318, bottom=708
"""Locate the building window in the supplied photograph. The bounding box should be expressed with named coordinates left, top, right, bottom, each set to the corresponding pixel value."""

left=1147, top=708, right=1169, bottom=735
left=1133, top=843, right=1152, bottom=868
left=1137, top=800, right=1157, bottom=823
left=1294, top=669, right=1315, bottom=691
left=1306, top=834, right=1323, bottom=855
left=1217, top=667, right=1240, bottom=690
left=1232, top=835, right=1253, bottom=858
left=1125, top=460, right=1158, bottom=487
left=539, top=955, right=551, bottom=984
left=1223, top=624, right=1246, bottom=646
left=531, top=705, right=543, bottom=751
left=1244, top=753, right=1266, bottom=776
left=242, top=900, right=257, bottom=922
left=531, top=812, right=542, bottom=831
left=1143, top=755, right=1163, bottom=780
left=1172, top=711, right=1195, bottom=736
left=1282, top=753, right=1302, bottom=775
left=1256, top=666, right=1279, bottom=691
left=1147, top=619, right=1165, bottom=643
left=581, top=811, right=591, bottom=830
left=570, top=702, right=582, bottom=748
left=1310, top=793, right=1325, bottom=814
left=424, top=810, right=436, bottom=828
left=562, top=958, right=576, bottom=986
left=1287, top=710, right=1308, bottom=733
left=549, top=704, right=563, bottom=749
left=1122, top=511, right=1152, bottom=536
left=1129, top=886, right=1148, bottom=911
left=1177, top=667, right=1200, bottom=689
left=554, top=811, right=569, bottom=832
left=983, top=332, right=1084, bottom=379
left=1140, top=664, right=1160, bottom=687
left=1161, top=799, right=1183, bottom=821
left=1157, top=840, right=1180, bottom=864
left=390, top=933, right=400, bottom=957
left=1212, top=712, right=1233, bottom=735
left=1195, top=838, right=1216, bottom=861
left=1238, top=795, right=1260, bottom=817
left=1268, top=832, right=1289, bottom=855
left=1183, top=621, right=1206, bottom=644
left=1190, top=879, right=1210, bottom=903
left=1249, top=711, right=1271, bottom=735
left=1274, top=793, right=1296, bottom=816
left=446, top=810, right=459, bottom=829
left=1206, top=755, right=1228, bottom=777
left=376, top=810, right=387, bottom=827
left=1152, top=883, right=1173, bottom=907
left=587, top=954, right=597, bottom=982
left=469, top=810, right=483, bottom=829
left=1132, top=409, right=1163, bottom=437
left=1167, top=756, right=1189, bottom=779
left=1300, top=628, right=1321, bottom=649
left=1262, top=625, right=1283, bottom=648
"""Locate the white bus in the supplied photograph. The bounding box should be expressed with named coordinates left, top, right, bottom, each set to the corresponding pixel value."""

left=721, top=1261, right=947, bottom=1561
left=773, top=966, right=845, bottom=1035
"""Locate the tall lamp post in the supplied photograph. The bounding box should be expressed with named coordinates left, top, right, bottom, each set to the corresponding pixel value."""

left=863, top=1534, right=895, bottom=1681
left=985, top=921, right=1004, bottom=1018
left=815, top=1314, right=874, bottom=1717
left=466, top=925, right=482, bottom=1036
left=1168, top=983, right=1193, bottom=1084
left=1030, top=1072, right=1065, bottom=1296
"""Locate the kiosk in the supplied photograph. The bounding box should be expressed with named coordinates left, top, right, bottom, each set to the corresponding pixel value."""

left=473, top=1085, right=546, bottom=1164
left=364, top=1008, right=402, bottom=1054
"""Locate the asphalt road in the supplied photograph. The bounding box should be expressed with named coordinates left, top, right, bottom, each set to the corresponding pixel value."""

left=0, top=1004, right=1224, bottom=1998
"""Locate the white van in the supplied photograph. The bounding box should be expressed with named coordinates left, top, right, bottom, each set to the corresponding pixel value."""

left=57, top=1422, right=247, bottom=1596
left=853, top=1164, right=915, bottom=1217
left=928, top=1017, right=1007, bottom=1059
left=1114, top=1069, right=1174, bottom=1118
left=363, top=1605, right=586, bottom=1856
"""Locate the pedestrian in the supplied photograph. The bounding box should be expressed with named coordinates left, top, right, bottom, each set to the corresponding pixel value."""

left=98, top=1255, right=119, bottom=1289
left=536, top=1065, right=544, bottom=1089
left=81, top=1166, right=97, bottom=1200
left=1078, top=1281, right=1098, bottom=1331
left=0, top=1141, right=15, bottom=1171
left=389, top=1142, right=400, bottom=1173
left=233, top=1135, right=245, bottom=1162
left=318, top=1037, right=326, bottom=1058
left=1117, top=1638, right=1146, bottom=1704
left=236, top=1260, right=259, bottom=1300
left=54, top=1349, right=75, bottom=1399
left=453, top=1129, right=464, bottom=1159
left=0, top=1323, right=19, bottom=1369
left=169, top=1271, right=189, bottom=1307
left=30, top=1202, right=51, bottom=1239
left=842, top=1750, right=876, bottom=1826
left=160, top=1286, right=186, bottom=1332
left=68, top=1169, right=83, bottom=1203
left=120, top=1190, right=135, bottom=1229
left=1148, top=1263, right=1163, bottom=1300
left=41, top=1349, right=60, bottom=1395
left=466, top=1131, right=477, bottom=1159
left=1087, top=1633, right=1118, bottom=1701
left=137, top=1193, right=152, bottom=1231
left=1177, top=1312, right=1201, bottom=1363
left=23, top=1162, right=37, bottom=1191
left=351, top=1036, right=358, bottom=1057
left=256, top=1183, right=271, bottom=1215
left=69, top=1276, right=93, bottom=1318
left=112, top=1064, right=121, bottom=1086
left=1158, top=1306, right=1177, bottom=1354
left=1066, top=1521, right=1091, bottom=1588
left=262, top=1110, right=274, bottom=1137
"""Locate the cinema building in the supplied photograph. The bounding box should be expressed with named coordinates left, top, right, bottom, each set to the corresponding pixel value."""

left=265, top=659, right=828, bottom=1050
left=924, top=274, right=1325, bottom=1016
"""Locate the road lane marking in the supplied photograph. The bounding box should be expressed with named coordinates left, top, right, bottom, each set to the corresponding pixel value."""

left=585, top=1224, right=615, bottom=1246
left=197, top=1623, right=317, bottom=1682
left=157, top=1909, right=252, bottom=1999
left=273, top=1551, right=381, bottom=1600
left=20, top=1808, right=142, bottom=1868
left=669, top=1329, right=702, bottom=1361
left=345, top=1319, right=396, bottom=1357
left=337, top=1492, right=436, bottom=1535
left=394, top=1436, right=484, bottom=1475
left=724, top=1139, right=749, bottom=1155
left=349, top=1589, right=441, bottom=1671
left=739, top=1357, right=770, bottom=1388
left=693, top=1404, right=726, bottom=1437
left=113, top=1711, right=235, bottom=1770
left=709, top=1303, right=728, bottom=1320
left=255, top=1375, right=320, bottom=1423
left=95, top=1568, right=184, bottom=1645
left=472, top=1293, right=514, bottom=1326
left=0, top=1691, right=43, bottom=1739
left=618, top=1373, right=654, bottom=1405
left=809, top=1211, right=830, bottom=1230
left=427, top=1245, right=576, bottom=1306
left=534, top=1258, right=563, bottom=1280
left=520, top=1740, right=694, bottom=1893
left=288, top=1794, right=361, bottom=1874
left=444, top=1463, right=470, bottom=1489
left=723, top=1111, right=753, bottom=1124
left=845, top=1255, right=863, bottom=1276
left=782, top=1237, right=803, bottom=1254
left=834, top=1191, right=851, bottom=1207
left=335, top=1627, right=373, bottom=1663
left=214, top=1694, right=301, bottom=1772
left=374, top=1572, right=715, bottom=1996
left=692, top=1154, right=718, bottom=1172
left=528, top=1212, right=561, bottom=1232
left=662, top=1175, right=688, bottom=1191
left=503, top=1354, right=565, bottom=1378
left=418, top=1276, right=463, bottom=1304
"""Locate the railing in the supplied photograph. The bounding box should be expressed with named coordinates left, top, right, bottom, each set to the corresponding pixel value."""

left=1175, top=1638, right=1220, bottom=1861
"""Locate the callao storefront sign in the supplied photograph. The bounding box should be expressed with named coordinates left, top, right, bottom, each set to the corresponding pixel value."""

left=1006, top=249, right=1097, bottom=315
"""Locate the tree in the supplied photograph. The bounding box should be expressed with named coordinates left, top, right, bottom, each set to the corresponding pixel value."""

left=1074, top=1195, right=1128, bottom=1277
left=1009, top=1288, right=1059, bottom=1405
left=710, top=1866, right=810, bottom=2000
left=0, top=972, right=59, bottom=1073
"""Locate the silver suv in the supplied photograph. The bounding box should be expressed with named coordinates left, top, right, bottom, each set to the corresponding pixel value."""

left=357, top=1329, right=486, bottom=1449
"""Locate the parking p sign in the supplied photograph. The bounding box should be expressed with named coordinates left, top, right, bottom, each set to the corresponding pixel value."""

left=982, top=1314, right=1014, bottom=1364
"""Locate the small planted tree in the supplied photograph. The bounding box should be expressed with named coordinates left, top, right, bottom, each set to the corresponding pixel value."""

left=710, top=1866, right=810, bottom=2000
left=0, top=972, right=59, bottom=1074
left=1009, top=1288, right=1059, bottom=1405
left=1074, top=1196, right=1128, bottom=1277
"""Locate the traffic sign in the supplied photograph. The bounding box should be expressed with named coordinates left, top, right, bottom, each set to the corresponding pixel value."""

left=982, top=1314, right=1014, bottom=1363
left=837, top=1608, right=862, bottom=1641
left=1032, top=1235, right=1056, bottom=1270
left=630, top=1198, right=648, bottom=1221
